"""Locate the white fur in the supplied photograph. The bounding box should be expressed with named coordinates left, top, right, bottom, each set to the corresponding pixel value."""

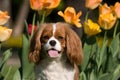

left=35, top=57, right=75, bottom=80
left=53, top=24, right=56, bottom=35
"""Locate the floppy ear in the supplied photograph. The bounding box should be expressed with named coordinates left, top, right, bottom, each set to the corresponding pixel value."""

left=66, top=26, right=83, bottom=65
left=29, top=24, right=46, bottom=63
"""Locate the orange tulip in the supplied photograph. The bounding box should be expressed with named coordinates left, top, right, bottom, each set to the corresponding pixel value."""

left=112, top=2, right=120, bottom=18
left=99, top=3, right=112, bottom=15
left=0, top=11, right=10, bottom=25
left=84, top=19, right=101, bottom=36
left=98, top=13, right=117, bottom=30
left=85, top=0, right=102, bottom=9
left=58, top=7, right=82, bottom=28
left=30, top=0, right=61, bottom=10
left=0, top=26, right=12, bottom=42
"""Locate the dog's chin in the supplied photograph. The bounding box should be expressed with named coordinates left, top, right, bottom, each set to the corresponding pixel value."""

left=46, top=48, right=62, bottom=58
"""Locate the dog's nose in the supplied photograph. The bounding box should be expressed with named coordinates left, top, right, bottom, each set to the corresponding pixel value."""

left=49, top=40, right=56, bottom=46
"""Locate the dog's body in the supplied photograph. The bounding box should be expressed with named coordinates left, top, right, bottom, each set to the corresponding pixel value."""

left=35, top=55, right=75, bottom=80
left=29, top=22, right=83, bottom=80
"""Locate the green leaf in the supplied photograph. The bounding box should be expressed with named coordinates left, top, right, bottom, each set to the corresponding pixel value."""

left=19, top=34, right=34, bottom=80
left=4, top=66, right=12, bottom=80
left=99, top=73, right=112, bottom=80
left=90, top=70, right=97, bottom=80
left=30, top=14, right=36, bottom=39
left=109, top=33, right=120, bottom=58
left=80, top=71, right=87, bottom=80
left=13, top=69, right=21, bottom=80
left=81, top=43, right=92, bottom=71
left=96, top=40, right=108, bottom=70
left=0, top=49, right=12, bottom=69
left=112, top=64, right=120, bottom=80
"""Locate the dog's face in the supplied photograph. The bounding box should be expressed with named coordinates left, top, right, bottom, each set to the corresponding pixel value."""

left=29, top=22, right=83, bottom=64
left=41, top=23, right=66, bottom=58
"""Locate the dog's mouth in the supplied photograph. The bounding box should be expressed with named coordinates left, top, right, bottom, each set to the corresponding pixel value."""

left=47, top=48, right=61, bottom=58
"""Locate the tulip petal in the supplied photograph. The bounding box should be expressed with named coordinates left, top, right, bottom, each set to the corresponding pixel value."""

left=98, top=13, right=117, bottom=30
left=58, top=11, right=64, bottom=17
left=84, top=19, right=101, bottom=36
left=58, top=7, right=82, bottom=28
left=0, top=26, right=12, bottom=42
left=46, top=0, right=61, bottom=9
left=85, top=0, right=103, bottom=9
left=113, top=2, right=120, bottom=18
left=0, top=11, right=10, bottom=25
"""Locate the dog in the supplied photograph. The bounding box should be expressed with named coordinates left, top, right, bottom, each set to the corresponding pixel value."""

left=29, top=22, right=83, bottom=80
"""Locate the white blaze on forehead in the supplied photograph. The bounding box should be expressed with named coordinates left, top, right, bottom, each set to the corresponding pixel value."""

left=53, top=23, right=57, bottom=35
left=44, top=23, right=62, bottom=52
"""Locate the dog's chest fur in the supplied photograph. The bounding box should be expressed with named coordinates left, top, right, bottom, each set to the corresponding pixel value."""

left=35, top=58, right=75, bottom=80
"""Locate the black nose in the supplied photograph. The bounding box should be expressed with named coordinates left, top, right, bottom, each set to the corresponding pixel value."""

left=49, top=40, right=56, bottom=46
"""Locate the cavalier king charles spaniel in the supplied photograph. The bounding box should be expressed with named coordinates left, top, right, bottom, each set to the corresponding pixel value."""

left=29, top=22, right=83, bottom=80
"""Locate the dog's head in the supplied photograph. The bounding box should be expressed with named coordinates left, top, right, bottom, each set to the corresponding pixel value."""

left=29, top=22, right=83, bottom=64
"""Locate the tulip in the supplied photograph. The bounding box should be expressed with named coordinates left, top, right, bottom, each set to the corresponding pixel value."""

left=58, top=7, right=82, bottom=28
left=0, top=26, right=12, bottom=42
left=28, top=24, right=37, bottom=35
left=99, top=3, right=112, bottom=15
left=98, top=13, right=117, bottom=30
left=30, top=0, right=61, bottom=10
left=85, top=0, right=102, bottom=9
left=112, top=2, right=120, bottom=18
left=84, top=19, right=101, bottom=36
left=0, top=11, right=10, bottom=25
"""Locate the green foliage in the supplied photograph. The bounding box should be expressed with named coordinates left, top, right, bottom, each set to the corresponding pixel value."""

left=0, top=49, right=12, bottom=69
left=80, top=32, right=120, bottom=80
left=0, top=14, right=36, bottom=80
left=18, top=34, right=35, bottom=80
left=0, top=49, right=20, bottom=80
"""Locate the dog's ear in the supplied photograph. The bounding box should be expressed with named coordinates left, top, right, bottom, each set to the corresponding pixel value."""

left=29, top=24, right=46, bottom=63
left=66, top=25, right=83, bottom=65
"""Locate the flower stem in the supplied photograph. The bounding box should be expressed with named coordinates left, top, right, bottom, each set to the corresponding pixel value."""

left=30, top=14, right=36, bottom=40
left=0, top=43, right=1, bottom=51
left=113, top=20, right=119, bottom=38
left=85, top=9, right=90, bottom=21
left=40, top=10, right=46, bottom=24
left=103, top=31, right=107, bottom=42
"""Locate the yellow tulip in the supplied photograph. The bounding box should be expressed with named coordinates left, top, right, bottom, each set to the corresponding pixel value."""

left=30, top=0, right=61, bottom=10
left=112, top=2, right=120, bottom=18
left=85, top=0, right=102, bottom=9
left=58, top=7, right=82, bottom=28
left=98, top=13, right=117, bottom=30
left=99, top=3, right=112, bottom=15
left=0, top=11, right=10, bottom=25
left=0, top=26, right=12, bottom=42
left=84, top=19, right=101, bottom=36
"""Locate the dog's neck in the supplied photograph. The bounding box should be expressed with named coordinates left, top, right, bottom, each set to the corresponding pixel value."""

left=35, top=52, right=75, bottom=80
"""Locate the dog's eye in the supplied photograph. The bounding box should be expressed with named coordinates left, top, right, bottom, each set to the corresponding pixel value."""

left=43, top=36, right=49, bottom=39
left=57, top=36, right=64, bottom=40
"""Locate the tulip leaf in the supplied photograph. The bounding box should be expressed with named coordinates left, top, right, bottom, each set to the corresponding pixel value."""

left=96, top=40, right=108, bottom=70
left=99, top=73, right=112, bottom=80
left=109, top=33, right=120, bottom=58
left=13, top=69, right=21, bottom=80
left=81, top=43, right=92, bottom=71
left=18, top=34, right=34, bottom=80
left=80, top=71, right=87, bottom=80
left=0, top=49, right=12, bottom=69
left=112, top=64, right=120, bottom=80
left=90, top=70, right=97, bottom=80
